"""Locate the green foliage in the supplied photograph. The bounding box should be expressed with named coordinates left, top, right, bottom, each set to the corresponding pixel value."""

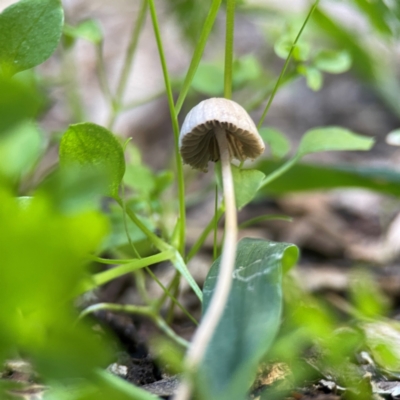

left=0, top=188, right=112, bottom=379
left=259, top=127, right=290, bottom=159
left=297, top=126, right=374, bottom=157
left=258, top=160, right=400, bottom=197
left=199, top=238, right=299, bottom=400
left=313, top=49, right=352, bottom=73
left=0, top=0, right=64, bottom=76
left=0, top=76, right=42, bottom=134
left=63, top=19, right=103, bottom=45
left=0, top=121, right=44, bottom=184
left=59, top=123, right=126, bottom=198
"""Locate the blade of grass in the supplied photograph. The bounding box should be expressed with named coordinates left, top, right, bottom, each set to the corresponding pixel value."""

left=148, top=0, right=186, bottom=255
left=108, top=0, right=148, bottom=129
left=257, top=0, right=320, bottom=128
left=239, top=214, right=292, bottom=229
left=224, top=0, right=235, bottom=99
left=174, top=0, right=222, bottom=115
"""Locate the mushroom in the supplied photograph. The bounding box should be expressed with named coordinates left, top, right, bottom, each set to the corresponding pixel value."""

left=176, top=98, right=265, bottom=400
left=179, top=97, right=265, bottom=171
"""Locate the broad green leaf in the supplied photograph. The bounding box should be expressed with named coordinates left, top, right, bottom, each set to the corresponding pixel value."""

left=63, top=19, right=103, bottom=44
left=0, top=121, right=45, bottom=182
left=192, top=63, right=224, bottom=96
left=232, top=166, right=265, bottom=209
left=216, top=164, right=265, bottom=209
left=257, top=159, right=400, bottom=197
left=59, top=123, right=126, bottom=198
left=297, top=127, right=374, bottom=157
left=0, top=0, right=64, bottom=76
left=0, top=76, right=42, bottom=133
left=259, top=127, right=290, bottom=159
left=386, top=129, right=400, bottom=146
left=0, top=189, right=112, bottom=380
left=313, top=49, right=352, bottom=74
left=199, top=238, right=299, bottom=400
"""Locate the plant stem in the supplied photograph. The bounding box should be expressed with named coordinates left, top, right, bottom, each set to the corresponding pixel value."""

left=224, top=0, right=236, bottom=99
left=107, top=0, right=148, bottom=129
left=174, top=0, right=223, bottom=115
left=148, top=0, right=186, bottom=256
left=175, top=128, right=238, bottom=400
left=213, top=185, right=219, bottom=260
left=115, top=195, right=170, bottom=252
left=80, top=303, right=189, bottom=348
left=259, top=154, right=300, bottom=189
left=257, top=0, right=320, bottom=128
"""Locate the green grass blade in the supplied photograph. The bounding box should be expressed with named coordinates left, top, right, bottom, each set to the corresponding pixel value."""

left=175, top=0, right=223, bottom=114
left=224, top=0, right=235, bottom=99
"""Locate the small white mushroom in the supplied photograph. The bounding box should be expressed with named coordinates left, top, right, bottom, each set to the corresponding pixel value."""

left=176, top=98, right=265, bottom=400
left=179, top=97, right=265, bottom=171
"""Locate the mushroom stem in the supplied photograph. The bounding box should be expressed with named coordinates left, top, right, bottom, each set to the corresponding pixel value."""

left=175, top=127, right=238, bottom=400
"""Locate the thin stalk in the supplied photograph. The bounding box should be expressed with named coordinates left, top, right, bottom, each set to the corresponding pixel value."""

left=80, top=251, right=174, bottom=293
left=257, top=0, right=320, bottom=128
left=107, top=0, right=148, bottom=129
left=174, top=0, right=223, bottom=115
left=148, top=0, right=186, bottom=255
left=186, top=207, right=224, bottom=262
left=95, top=43, right=114, bottom=108
left=260, top=155, right=300, bottom=189
left=115, top=195, right=170, bottom=252
left=175, top=128, right=238, bottom=400
left=224, top=0, right=236, bottom=99
left=213, top=186, right=219, bottom=260
left=239, top=214, right=293, bottom=229
left=149, top=268, right=199, bottom=326
left=80, top=303, right=188, bottom=348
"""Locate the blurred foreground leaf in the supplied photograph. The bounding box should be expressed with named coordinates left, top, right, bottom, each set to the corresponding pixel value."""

left=199, top=238, right=299, bottom=400
left=0, top=76, right=42, bottom=133
left=59, top=123, right=125, bottom=198
left=0, top=0, right=64, bottom=76
left=0, top=121, right=44, bottom=184
left=257, top=160, right=400, bottom=197
left=0, top=188, right=111, bottom=381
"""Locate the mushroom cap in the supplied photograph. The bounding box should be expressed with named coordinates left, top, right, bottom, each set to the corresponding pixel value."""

left=179, top=98, right=265, bottom=171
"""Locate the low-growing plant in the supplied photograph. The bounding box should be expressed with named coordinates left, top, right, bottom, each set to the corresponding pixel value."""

left=1, top=0, right=399, bottom=399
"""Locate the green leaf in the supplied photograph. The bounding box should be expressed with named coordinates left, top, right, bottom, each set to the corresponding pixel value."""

left=297, top=127, right=374, bottom=157
left=313, top=49, right=352, bottom=74
left=0, top=0, right=64, bottom=76
left=259, top=127, right=290, bottom=159
left=232, top=55, right=262, bottom=88
left=232, top=165, right=265, bottom=209
left=192, top=63, right=224, bottom=96
left=386, top=128, right=400, bottom=146
left=59, top=123, right=126, bottom=198
left=0, top=121, right=45, bottom=183
left=63, top=19, right=103, bottom=44
left=124, top=164, right=156, bottom=196
left=257, top=159, right=400, bottom=197
left=199, top=238, right=299, bottom=400
left=0, top=189, right=112, bottom=379
left=274, top=35, right=309, bottom=61
left=300, top=66, right=323, bottom=91
left=0, top=76, right=42, bottom=133
left=216, top=164, right=266, bottom=209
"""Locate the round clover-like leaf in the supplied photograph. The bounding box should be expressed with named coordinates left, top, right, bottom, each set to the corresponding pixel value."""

left=0, top=0, right=64, bottom=76
left=59, top=123, right=125, bottom=198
